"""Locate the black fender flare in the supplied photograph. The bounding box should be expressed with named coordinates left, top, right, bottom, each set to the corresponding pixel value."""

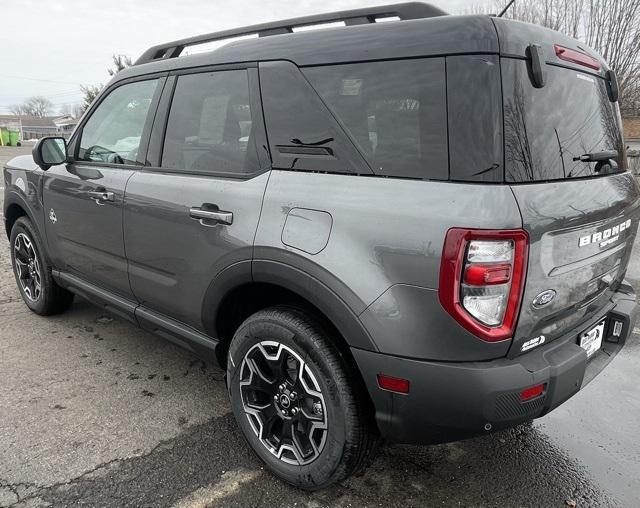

left=3, top=189, right=42, bottom=239
left=201, top=258, right=378, bottom=353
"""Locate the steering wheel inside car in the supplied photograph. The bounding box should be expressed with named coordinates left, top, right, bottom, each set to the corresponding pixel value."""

left=84, top=145, right=124, bottom=165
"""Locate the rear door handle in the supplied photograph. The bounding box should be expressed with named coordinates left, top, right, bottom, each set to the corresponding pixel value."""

left=88, top=190, right=115, bottom=203
left=189, top=206, right=233, bottom=225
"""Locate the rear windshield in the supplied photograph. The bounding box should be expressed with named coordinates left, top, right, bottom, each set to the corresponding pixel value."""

left=502, top=59, right=625, bottom=182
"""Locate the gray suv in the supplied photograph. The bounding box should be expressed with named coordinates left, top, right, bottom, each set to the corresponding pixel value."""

left=4, top=3, right=639, bottom=490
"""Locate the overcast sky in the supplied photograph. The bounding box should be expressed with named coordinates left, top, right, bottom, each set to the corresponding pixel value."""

left=0, top=0, right=484, bottom=115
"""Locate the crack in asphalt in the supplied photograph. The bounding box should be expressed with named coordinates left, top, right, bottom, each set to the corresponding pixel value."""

left=0, top=413, right=617, bottom=508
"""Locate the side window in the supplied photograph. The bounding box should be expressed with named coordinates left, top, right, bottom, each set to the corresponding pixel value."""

left=259, top=61, right=372, bottom=175
left=303, top=58, right=448, bottom=180
left=79, top=79, right=160, bottom=165
left=161, top=70, right=256, bottom=175
left=447, top=55, right=503, bottom=182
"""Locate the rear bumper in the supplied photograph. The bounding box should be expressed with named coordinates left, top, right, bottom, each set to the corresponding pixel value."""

left=353, top=282, right=638, bottom=444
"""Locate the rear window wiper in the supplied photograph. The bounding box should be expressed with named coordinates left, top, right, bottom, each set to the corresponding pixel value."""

left=572, top=150, right=618, bottom=163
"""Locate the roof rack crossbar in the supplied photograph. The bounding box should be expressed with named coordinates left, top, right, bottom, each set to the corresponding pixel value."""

left=135, top=3, right=447, bottom=65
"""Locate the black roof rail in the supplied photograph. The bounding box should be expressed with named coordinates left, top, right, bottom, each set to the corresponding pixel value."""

left=135, top=3, right=448, bottom=65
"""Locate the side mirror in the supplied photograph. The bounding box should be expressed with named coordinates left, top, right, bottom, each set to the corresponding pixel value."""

left=33, top=137, right=68, bottom=170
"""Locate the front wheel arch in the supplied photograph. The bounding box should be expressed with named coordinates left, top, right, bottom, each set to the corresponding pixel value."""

left=4, top=202, right=28, bottom=239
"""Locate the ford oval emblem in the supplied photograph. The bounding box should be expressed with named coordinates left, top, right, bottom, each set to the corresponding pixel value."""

left=532, top=289, right=556, bottom=308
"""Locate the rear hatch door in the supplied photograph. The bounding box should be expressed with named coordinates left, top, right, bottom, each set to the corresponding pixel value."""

left=499, top=55, right=640, bottom=357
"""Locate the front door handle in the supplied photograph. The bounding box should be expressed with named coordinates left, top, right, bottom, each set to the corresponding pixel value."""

left=88, top=190, right=115, bottom=203
left=189, top=206, right=233, bottom=226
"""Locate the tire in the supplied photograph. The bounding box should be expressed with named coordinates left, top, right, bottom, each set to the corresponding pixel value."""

left=227, top=306, right=378, bottom=490
left=9, top=217, right=74, bottom=315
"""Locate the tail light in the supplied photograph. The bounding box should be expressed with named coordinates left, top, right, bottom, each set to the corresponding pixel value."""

left=439, top=228, right=529, bottom=342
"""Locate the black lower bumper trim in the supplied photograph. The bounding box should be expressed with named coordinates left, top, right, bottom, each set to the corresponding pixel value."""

left=353, top=282, right=638, bottom=444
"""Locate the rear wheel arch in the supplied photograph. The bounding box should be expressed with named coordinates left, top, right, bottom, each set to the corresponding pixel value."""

left=204, top=261, right=378, bottom=366
left=204, top=262, right=378, bottom=425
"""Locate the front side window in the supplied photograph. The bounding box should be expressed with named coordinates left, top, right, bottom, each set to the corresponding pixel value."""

left=79, top=79, right=160, bottom=165
left=304, top=58, right=448, bottom=180
left=161, top=70, right=255, bottom=175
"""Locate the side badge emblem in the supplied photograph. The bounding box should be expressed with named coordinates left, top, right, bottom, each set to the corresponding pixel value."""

left=532, top=289, right=556, bottom=308
left=49, top=208, right=57, bottom=224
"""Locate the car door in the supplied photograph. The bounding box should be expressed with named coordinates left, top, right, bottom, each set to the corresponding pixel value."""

left=123, top=66, right=270, bottom=331
left=43, top=76, right=165, bottom=299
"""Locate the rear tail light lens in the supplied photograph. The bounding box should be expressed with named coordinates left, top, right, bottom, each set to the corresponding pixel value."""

left=439, top=229, right=529, bottom=342
left=554, top=44, right=601, bottom=70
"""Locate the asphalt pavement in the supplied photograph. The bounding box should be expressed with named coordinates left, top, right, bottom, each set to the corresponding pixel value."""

left=1, top=145, right=639, bottom=507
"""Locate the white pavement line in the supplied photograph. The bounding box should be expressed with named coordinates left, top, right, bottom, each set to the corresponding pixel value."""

left=172, top=468, right=260, bottom=508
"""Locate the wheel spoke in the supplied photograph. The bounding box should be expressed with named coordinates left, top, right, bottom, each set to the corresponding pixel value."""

left=28, top=277, right=36, bottom=297
left=246, top=357, right=276, bottom=392
left=15, top=241, right=29, bottom=262
left=15, top=258, right=28, bottom=279
left=291, top=422, right=312, bottom=459
left=260, top=405, right=280, bottom=440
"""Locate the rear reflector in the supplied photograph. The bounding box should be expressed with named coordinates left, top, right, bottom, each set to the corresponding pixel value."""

left=519, top=383, right=546, bottom=402
left=377, top=374, right=410, bottom=394
left=554, top=44, right=600, bottom=70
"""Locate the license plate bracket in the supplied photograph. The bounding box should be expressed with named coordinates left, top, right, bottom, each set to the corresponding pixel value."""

left=579, top=320, right=606, bottom=358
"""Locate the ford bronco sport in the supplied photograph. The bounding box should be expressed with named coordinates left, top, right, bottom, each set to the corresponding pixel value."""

left=4, top=2, right=639, bottom=489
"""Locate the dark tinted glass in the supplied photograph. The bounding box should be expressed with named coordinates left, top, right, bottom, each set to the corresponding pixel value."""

left=503, top=59, right=624, bottom=182
left=259, top=60, right=372, bottom=175
left=447, top=55, right=503, bottom=182
left=79, top=79, right=159, bottom=165
left=304, top=58, right=448, bottom=180
left=161, top=70, right=255, bottom=175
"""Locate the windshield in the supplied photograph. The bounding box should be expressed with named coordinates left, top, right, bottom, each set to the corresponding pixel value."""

left=502, top=59, right=625, bottom=182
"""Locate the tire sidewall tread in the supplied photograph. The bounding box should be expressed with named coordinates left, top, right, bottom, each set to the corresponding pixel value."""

left=9, top=216, right=73, bottom=315
left=227, top=305, right=375, bottom=490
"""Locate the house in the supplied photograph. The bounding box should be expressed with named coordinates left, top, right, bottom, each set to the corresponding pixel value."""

left=52, top=115, right=79, bottom=135
left=0, top=114, right=79, bottom=141
left=622, top=117, right=640, bottom=174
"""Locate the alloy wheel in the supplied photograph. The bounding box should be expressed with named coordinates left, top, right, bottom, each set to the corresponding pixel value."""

left=13, top=233, right=42, bottom=302
left=239, top=341, right=328, bottom=465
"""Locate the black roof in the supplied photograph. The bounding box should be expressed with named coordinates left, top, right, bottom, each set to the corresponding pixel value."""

left=115, top=3, right=608, bottom=84
left=118, top=12, right=499, bottom=82
left=135, top=3, right=448, bottom=65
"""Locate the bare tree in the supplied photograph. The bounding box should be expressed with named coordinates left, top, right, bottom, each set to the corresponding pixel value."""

left=58, top=103, right=84, bottom=118
left=58, top=103, right=73, bottom=117
left=72, top=103, right=84, bottom=118
left=9, top=104, right=26, bottom=116
left=10, top=96, right=54, bottom=117
left=26, top=96, right=54, bottom=117
left=492, top=0, right=640, bottom=115
left=582, top=0, right=640, bottom=116
left=107, top=54, right=133, bottom=76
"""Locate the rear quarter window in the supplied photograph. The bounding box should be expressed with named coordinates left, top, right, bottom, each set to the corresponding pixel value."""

left=303, top=58, right=448, bottom=180
left=447, top=55, right=503, bottom=182
left=259, top=61, right=372, bottom=175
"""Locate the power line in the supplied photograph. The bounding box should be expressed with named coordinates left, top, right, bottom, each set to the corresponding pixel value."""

left=0, top=74, right=80, bottom=85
